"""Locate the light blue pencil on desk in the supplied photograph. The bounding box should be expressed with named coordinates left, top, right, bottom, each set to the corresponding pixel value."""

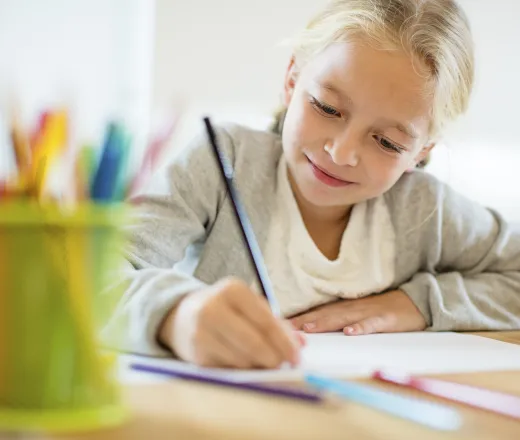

left=304, top=374, right=462, bottom=431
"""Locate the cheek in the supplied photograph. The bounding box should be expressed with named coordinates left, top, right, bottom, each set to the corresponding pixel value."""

left=282, top=95, right=323, bottom=154
left=363, top=153, right=408, bottom=192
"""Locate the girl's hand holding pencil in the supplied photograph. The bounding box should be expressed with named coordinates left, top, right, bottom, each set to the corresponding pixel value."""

left=159, top=277, right=303, bottom=369
left=166, top=118, right=305, bottom=370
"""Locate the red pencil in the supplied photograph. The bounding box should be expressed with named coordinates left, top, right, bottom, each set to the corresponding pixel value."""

left=373, top=370, right=520, bottom=420
left=30, top=111, right=50, bottom=152
left=127, top=111, right=182, bottom=197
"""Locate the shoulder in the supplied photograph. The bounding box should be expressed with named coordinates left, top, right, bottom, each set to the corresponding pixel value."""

left=383, top=170, right=447, bottom=228
left=218, top=123, right=283, bottom=165
left=384, top=170, right=446, bottom=207
left=218, top=123, right=281, bottom=148
left=210, top=123, right=283, bottom=188
left=162, top=122, right=282, bottom=210
left=384, top=169, right=493, bottom=224
left=383, top=170, right=499, bottom=252
left=175, top=122, right=282, bottom=170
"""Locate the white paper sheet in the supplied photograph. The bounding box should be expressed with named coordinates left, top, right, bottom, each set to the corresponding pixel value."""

left=118, top=332, right=520, bottom=384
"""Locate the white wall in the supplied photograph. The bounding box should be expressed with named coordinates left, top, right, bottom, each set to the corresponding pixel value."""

left=153, top=0, right=520, bottom=222
left=0, top=0, right=155, bottom=177
left=426, top=0, right=520, bottom=223
left=153, top=0, right=320, bottom=123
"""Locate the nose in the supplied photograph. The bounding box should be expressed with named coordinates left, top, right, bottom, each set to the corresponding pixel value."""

left=324, top=126, right=360, bottom=167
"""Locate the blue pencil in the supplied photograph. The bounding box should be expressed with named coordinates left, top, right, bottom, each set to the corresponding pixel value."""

left=203, top=117, right=281, bottom=316
left=304, top=374, right=462, bottom=431
left=91, top=123, right=123, bottom=202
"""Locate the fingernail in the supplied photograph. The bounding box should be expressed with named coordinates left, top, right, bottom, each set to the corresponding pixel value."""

left=345, top=326, right=355, bottom=335
left=303, top=322, right=315, bottom=332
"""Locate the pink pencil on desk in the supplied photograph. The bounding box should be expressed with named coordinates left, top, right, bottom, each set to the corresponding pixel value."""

left=373, top=370, right=520, bottom=420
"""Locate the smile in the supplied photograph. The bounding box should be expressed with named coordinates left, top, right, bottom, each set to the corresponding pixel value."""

left=305, top=156, right=356, bottom=188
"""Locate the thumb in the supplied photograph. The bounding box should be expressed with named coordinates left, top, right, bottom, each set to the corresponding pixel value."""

left=281, top=320, right=305, bottom=350
left=295, top=330, right=307, bottom=347
left=343, top=316, right=387, bottom=336
left=283, top=320, right=307, bottom=347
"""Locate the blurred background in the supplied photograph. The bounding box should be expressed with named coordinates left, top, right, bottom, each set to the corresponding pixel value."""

left=1, top=0, right=519, bottom=221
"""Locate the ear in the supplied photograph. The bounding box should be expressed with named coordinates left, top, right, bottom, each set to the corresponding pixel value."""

left=283, top=56, right=299, bottom=107
left=413, top=141, right=436, bottom=167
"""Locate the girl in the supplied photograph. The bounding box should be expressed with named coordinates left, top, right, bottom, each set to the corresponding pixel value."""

left=103, top=0, right=520, bottom=369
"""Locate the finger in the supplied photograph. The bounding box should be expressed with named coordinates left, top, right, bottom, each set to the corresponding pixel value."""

left=228, top=290, right=299, bottom=365
left=205, top=339, right=250, bottom=369
left=208, top=308, right=283, bottom=369
left=289, top=302, right=341, bottom=330
left=285, top=320, right=306, bottom=346
left=290, top=313, right=317, bottom=331
left=289, top=305, right=332, bottom=330
left=343, top=316, right=388, bottom=336
left=196, top=330, right=252, bottom=369
left=297, top=303, right=362, bottom=333
left=300, top=311, right=356, bottom=333
left=280, top=320, right=302, bottom=365
left=295, top=331, right=307, bottom=347
left=291, top=307, right=335, bottom=330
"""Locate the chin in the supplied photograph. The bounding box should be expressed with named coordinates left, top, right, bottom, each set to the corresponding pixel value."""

left=298, top=182, right=357, bottom=208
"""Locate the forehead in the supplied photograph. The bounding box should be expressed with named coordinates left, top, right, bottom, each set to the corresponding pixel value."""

left=301, top=40, right=433, bottom=127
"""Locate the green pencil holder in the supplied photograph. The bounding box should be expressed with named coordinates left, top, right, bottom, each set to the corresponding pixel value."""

left=0, top=201, right=129, bottom=433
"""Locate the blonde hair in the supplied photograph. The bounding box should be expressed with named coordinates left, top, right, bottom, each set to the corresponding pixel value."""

left=272, top=0, right=475, bottom=166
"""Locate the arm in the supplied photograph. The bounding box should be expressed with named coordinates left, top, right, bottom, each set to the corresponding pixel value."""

left=100, top=127, right=232, bottom=356
left=291, top=175, right=520, bottom=336
left=400, top=183, right=520, bottom=331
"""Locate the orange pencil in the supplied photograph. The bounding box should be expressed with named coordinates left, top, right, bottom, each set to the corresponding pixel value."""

left=10, top=115, right=31, bottom=174
left=11, top=121, right=30, bottom=171
left=31, top=110, right=68, bottom=199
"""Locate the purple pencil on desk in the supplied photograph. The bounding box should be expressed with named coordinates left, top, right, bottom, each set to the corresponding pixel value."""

left=130, top=363, right=322, bottom=403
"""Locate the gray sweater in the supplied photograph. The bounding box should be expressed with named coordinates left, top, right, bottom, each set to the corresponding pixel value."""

left=102, top=124, right=520, bottom=356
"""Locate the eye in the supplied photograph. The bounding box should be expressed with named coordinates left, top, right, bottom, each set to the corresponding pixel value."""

left=374, top=135, right=404, bottom=154
left=310, top=96, right=342, bottom=118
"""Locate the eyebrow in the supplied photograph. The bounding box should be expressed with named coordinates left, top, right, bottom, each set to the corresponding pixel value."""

left=387, top=120, right=420, bottom=140
left=321, top=82, right=354, bottom=107
left=319, top=81, right=420, bottom=140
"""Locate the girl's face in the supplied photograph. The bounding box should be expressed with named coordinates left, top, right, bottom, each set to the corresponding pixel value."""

left=282, top=40, right=435, bottom=211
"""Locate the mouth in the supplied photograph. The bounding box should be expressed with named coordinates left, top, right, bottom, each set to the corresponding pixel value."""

left=305, top=155, right=356, bottom=188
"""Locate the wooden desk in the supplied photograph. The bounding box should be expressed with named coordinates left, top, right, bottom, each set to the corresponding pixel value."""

left=26, top=332, right=520, bottom=440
